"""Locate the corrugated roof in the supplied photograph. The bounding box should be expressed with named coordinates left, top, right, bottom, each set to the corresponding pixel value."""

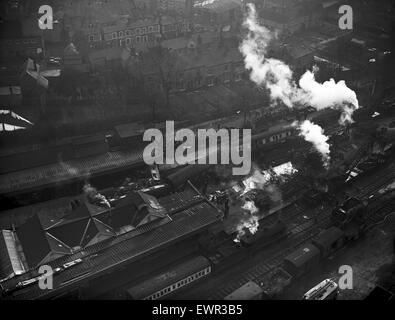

left=0, top=230, right=23, bottom=280
left=0, top=147, right=146, bottom=195
left=195, top=0, right=242, bottom=12
left=72, top=134, right=106, bottom=146
left=2, top=196, right=221, bottom=299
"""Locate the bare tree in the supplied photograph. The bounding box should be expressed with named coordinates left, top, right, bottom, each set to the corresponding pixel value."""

left=146, top=46, right=186, bottom=109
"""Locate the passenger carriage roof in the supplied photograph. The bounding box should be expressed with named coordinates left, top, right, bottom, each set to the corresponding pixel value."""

left=126, top=256, right=210, bottom=299
left=284, top=244, right=320, bottom=269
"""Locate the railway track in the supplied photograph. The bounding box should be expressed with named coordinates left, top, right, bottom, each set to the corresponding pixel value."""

left=207, top=211, right=332, bottom=300
left=207, top=194, right=394, bottom=300
left=350, top=161, right=395, bottom=196
left=204, top=166, right=395, bottom=300
left=366, top=194, right=395, bottom=226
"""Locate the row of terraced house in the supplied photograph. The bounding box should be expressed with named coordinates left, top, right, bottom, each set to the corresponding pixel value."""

left=87, top=16, right=192, bottom=51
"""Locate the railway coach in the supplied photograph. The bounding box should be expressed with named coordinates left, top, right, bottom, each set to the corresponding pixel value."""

left=126, top=255, right=211, bottom=300
left=251, top=126, right=297, bottom=150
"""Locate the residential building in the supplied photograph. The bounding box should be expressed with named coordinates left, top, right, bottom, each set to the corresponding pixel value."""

left=63, top=43, right=89, bottom=72
left=0, top=37, right=44, bottom=62
left=94, top=15, right=191, bottom=52
left=136, top=44, right=246, bottom=93
left=157, top=0, right=194, bottom=16
left=254, top=0, right=324, bottom=36
left=21, top=16, right=63, bottom=43
left=193, top=0, right=243, bottom=26
left=160, top=15, right=191, bottom=40
left=101, top=18, right=161, bottom=52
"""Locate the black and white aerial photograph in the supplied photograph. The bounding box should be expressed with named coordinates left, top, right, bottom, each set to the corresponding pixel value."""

left=0, top=0, right=394, bottom=306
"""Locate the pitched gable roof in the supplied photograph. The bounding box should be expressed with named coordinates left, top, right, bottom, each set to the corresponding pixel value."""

left=16, top=215, right=72, bottom=269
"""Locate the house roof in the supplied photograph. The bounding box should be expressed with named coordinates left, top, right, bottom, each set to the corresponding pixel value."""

left=194, top=0, right=242, bottom=13
left=161, top=31, right=222, bottom=51
left=46, top=202, right=115, bottom=249
left=96, top=202, right=136, bottom=230
left=15, top=215, right=72, bottom=269
left=103, top=17, right=159, bottom=34
left=89, top=47, right=123, bottom=62
left=13, top=202, right=114, bottom=269
left=49, top=219, right=91, bottom=248
left=16, top=215, right=52, bottom=268
left=95, top=191, right=166, bottom=230
left=63, top=43, right=80, bottom=56
left=139, top=45, right=243, bottom=76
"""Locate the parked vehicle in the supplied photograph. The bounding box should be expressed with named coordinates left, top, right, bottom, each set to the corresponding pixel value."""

left=302, top=279, right=339, bottom=300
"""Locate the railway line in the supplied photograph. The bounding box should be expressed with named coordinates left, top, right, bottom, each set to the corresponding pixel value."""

left=207, top=195, right=394, bottom=300
left=206, top=212, right=332, bottom=300
left=181, top=161, right=395, bottom=300
left=1, top=117, right=393, bottom=299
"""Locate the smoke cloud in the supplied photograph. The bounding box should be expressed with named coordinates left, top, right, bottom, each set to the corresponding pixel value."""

left=235, top=200, right=260, bottom=242
left=240, top=5, right=295, bottom=107
left=240, top=4, right=360, bottom=158
left=298, top=71, right=359, bottom=125
left=241, top=167, right=271, bottom=194
left=83, top=182, right=111, bottom=208
left=240, top=3, right=359, bottom=121
left=298, top=120, right=330, bottom=165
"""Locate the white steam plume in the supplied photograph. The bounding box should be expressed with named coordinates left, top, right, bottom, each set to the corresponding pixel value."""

left=83, top=183, right=111, bottom=208
left=298, top=71, right=359, bottom=125
left=235, top=200, right=260, bottom=242
left=299, top=120, right=330, bottom=165
left=240, top=4, right=295, bottom=107
left=240, top=3, right=360, bottom=126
